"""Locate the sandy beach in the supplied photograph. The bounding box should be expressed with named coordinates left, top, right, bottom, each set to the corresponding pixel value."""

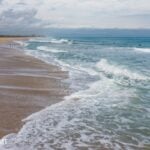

left=0, top=37, right=69, bottom=138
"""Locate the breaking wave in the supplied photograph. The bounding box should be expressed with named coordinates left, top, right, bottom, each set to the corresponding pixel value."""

left=37, top=46, right=66, bottom=53
left=49, top=38, right=72, bottom=44
left=29, top=38, right=72, bottom=45
left=15, top=41, right=29, bottom=47
left=96, top=59, right=148, bottom=81
left=96, top=59, right=150, bottom=88
left=134, top=48, right=150, bottom=53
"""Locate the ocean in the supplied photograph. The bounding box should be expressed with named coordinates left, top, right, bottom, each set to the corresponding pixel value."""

left=2, top=37, right=150, bottom=150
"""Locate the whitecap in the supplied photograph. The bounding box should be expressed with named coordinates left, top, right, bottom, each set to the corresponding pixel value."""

left=29, top=38, right=72, bottom=45
left=49, top=38, right=72, bottom=44
left=29, top=38, right=50, bottom=43
left=134, top=47, right=150, bottom=53
left=37, top=46, right=66, bottom=53
left=96, top=59, right=148, bottom=81
left=14, top=41, right=29, bottom=47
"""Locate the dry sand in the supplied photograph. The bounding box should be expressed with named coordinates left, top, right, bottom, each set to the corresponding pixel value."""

left=0, top=37, right=69, bottom=138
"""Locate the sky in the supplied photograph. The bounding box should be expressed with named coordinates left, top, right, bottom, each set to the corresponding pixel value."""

left=0, top=0, right=150, bottom=33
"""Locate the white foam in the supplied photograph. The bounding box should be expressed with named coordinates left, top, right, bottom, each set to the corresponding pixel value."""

left=29, top=38, right=72, bottom=45
left=37, top=46, right=66, bottom=53
left=75, top=66, right=98, bottom=76
left=134, top=47, right=150, bottom=53
left=14, top=41, right=29, bottom=47
left=0, top=75, right=139, bottom=150
left=29, top=38, right=50, bottom=43
left=55, top=58, right=98, bottom=77
left=96, top=59, right=149, bottom=81
left=49, top=38, right=72, bottom=44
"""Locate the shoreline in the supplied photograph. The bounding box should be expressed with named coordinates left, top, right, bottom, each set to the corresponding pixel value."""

left=0, top=37, right=69, bottom=138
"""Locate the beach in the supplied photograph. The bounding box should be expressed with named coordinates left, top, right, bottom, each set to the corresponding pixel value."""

left=0, top=36, right=149, bottom=150
left=0, top=37, right=69, bottom=138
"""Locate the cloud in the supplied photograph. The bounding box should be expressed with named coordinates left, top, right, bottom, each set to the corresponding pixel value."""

left=0, top=0, right=150, bottom=31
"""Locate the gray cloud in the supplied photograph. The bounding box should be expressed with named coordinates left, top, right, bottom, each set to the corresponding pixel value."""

left=0, top=0, right=150, bottom=31
left=0, top=7, right=43, bottom=29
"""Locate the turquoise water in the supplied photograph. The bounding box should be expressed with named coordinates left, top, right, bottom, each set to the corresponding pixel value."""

left=6, top=37, right=149, bottom=150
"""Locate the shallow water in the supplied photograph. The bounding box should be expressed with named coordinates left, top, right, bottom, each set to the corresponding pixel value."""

left=1, top=37, right=150, bottom=150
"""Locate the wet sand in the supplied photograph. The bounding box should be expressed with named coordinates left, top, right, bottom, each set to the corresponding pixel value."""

left=0, top=38, right=69, bottom=138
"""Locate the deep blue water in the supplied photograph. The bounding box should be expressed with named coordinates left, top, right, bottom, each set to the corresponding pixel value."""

left=22, top=37, right=150, bottom=150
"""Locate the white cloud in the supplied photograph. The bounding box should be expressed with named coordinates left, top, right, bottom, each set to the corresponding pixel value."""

left=0, top=0, right=150, bottom=29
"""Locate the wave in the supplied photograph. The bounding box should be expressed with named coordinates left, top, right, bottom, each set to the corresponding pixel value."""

left=96, top=59, right=148, bottom=81
left=29, top=38, right=50, bottom=43
left=49, top=38, right=72, bottom=44
left=29, top=38, right=72, bottom=45
left=96, top=59, right=150, bottom=89
left=134, top=47, right=150, bottom=53
left=14, top=41, right=29, bottom=47
left=37, top=46, right=66, bottom=53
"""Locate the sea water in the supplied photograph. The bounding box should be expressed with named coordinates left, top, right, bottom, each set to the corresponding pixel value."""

left=0, top=37, right=150, bottom=150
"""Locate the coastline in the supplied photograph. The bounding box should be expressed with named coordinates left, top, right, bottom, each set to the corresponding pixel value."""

left=0, top=37, right=69, bottom=138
